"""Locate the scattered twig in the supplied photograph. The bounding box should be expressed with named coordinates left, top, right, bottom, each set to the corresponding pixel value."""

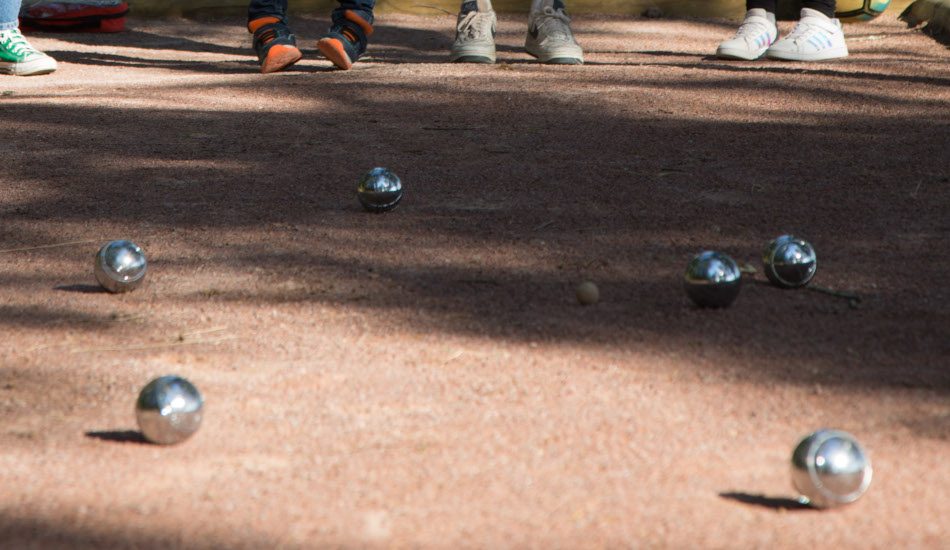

left=457, top=279, right=499, bottom=285
left=442, top=350, right=465, bottom=365
left=70, top=335, right=236, bottom=354
left=1, top=235, right=158, bottom=254
left=0, top=239, right=99, bottom=254
left=177, top=326, right=228, bottom=339
left=533, top=220, right=556, bottom=231
left=413, top=3, right=453, bottom=15
left=806, top=284, right=862, bottom=308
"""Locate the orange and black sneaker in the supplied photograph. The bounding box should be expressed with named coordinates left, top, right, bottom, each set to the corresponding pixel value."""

left=248, top=17, right=302, bottom=74
left=316, top=9, right=374, bottom=70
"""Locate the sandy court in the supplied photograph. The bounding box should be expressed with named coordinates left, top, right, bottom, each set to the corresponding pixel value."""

left=1, top=11, right=949, bottom=548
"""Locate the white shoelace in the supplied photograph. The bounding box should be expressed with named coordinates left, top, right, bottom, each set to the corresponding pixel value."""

left=457, top=11, right=494, bottom=40
left=532, top=7, right=573, bottom=42
left=733, top=18, right=772, bottom=44
left=0, top=30, right=38, bottom=57
left=784, top=18, right=828, bottom=45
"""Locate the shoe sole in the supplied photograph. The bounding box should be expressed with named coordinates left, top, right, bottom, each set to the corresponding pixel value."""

left=317, top=37, right=354, bottom=70
left=524, top=39, right=583, bottom=65
left=451, top=55, right=495, bottom=64
left=261, top=44, right=303, bottom=74
left=766, top=46, right=849, bottom=61
left=525, top=50, right=583, bottom=65
left=716, top=46, right=768, bottom=61
left=450, top=46, right=496, bottom=64
left=0, top=58, right=57, bottom=76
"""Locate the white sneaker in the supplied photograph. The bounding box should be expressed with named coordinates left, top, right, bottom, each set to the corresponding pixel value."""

left=767, top=8, right=849, bottom=61
left=525, top=0, right=583, bottom=65
left=716, top=8, right=777, bottom=60
left=0, top=28, right=57, bottom=76
left=450, top=0, right=497, bottom=63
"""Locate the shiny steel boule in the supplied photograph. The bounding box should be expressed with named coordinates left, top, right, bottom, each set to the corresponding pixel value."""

left=791, top=429, right=872, bottom=508
left=763, top=235, right=817, bottom=288
left=357, top=167, right=403, bottom=212
left=684, top=251, right=742, bottom=308
left=94, top=240, right=147, bottom=293
left=135, top=375, right=203, bottom=445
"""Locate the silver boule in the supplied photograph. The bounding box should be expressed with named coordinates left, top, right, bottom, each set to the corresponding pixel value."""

left=684, top=251, right=742, bottom=308
left=95, top=240, right=147, bottom=293
left=357, top=167, right=403, bottom=212
left=135, top=375, right=204, bottom=445
left=763, top=235, right=817, bottom=289
left=791, top=429, right=872, bottom=508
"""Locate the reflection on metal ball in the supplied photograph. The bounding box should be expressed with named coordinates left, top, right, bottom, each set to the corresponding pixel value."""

left=357, top=167, right=403, bottom=212
left=135, top=375, right=204, bottom=445
left=763, top=235, right=817, bottom=289
left=791, top=429, right=872, bottom=508
left=95, top=240, right=147, bottom=293
left=684, top=251, right=742, bottom=308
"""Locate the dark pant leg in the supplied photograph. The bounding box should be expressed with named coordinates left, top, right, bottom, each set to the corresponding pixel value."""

left=802, top=0, right=835, bottom=17
left=248, top=0, right=288, bottom=23
left=332, top=0, right=377, bottom=23
left=746, top=0, right=777, bottom=12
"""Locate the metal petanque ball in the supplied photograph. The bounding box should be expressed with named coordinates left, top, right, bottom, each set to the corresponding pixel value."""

left=135, top=375, right=204, bottom=445
left=357, top=167, right=403, bottom=212
left=684, top=251, right=742, bottom=308
left=763, top=235, right=817, bottom=289
left=94, top=240, right=147, bottom=293
left=791, top=429, right=873, bottom=509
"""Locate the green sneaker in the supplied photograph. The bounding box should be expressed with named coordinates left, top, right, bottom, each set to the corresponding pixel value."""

left=0, top=28, right=57, bottom=76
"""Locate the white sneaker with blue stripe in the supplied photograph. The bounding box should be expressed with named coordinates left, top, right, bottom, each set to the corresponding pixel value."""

left=716, top=8, right=777, bottom=61
left=767, top=8, right=848, bottom=61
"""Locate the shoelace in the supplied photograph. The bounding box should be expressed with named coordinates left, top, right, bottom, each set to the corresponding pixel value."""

left=784, top=18, right=827, bottom=45
left=457, top=10, right=493, bottom=40
left=533, top=7, right=573, bottom=41
left=0, top=30, right=38, bottom=57
left=734, top=18, right=772, bottom=44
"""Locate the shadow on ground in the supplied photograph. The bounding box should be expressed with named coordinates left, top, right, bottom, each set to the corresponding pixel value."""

left=85, top=430, right=150, bottom=444
left=718, top=492, right=817, bottom=511
left=3, top=17, right=949, bottom=395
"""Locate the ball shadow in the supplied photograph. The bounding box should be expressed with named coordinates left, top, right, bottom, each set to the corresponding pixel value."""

left=55, top=284, right=107, bottom=294
left=85, top=430, right=150, bottom=445
left=718, top=491, right=816, bottom=511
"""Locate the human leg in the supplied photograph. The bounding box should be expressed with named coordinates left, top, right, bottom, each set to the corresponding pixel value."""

left=716, top=1, right=779, bottom=60
left=450, top=0, right=497, bottom=64
left=525, top=0, right=583, bottom=65
left=0, top=0, right=58, bottom=76
left=768, top=1, right=848, bottom=61
left=317, top=0, right=376, bottom=70
left=247, top=0, right=301, bottom=73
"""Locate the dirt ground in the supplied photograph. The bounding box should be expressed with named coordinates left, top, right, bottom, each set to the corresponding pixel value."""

left=1, top=11, right=948, bottom=549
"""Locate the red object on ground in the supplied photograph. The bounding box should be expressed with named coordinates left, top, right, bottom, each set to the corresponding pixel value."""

left=19, top=2, right=129, bottom=33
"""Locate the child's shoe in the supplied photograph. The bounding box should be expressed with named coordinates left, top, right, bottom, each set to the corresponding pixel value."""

left=525, top=0, right=583, bottom=65
left=716, top=8, right=777, bottom=60
left=249, top=17, right=302, bottom=74
left=0, top=28, right=57, bottom=76
left=317, top=9, right=374, bottom=70
left=767, top=8, right=848, bottom=61
left=450, top=0, right=497, bottom=63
